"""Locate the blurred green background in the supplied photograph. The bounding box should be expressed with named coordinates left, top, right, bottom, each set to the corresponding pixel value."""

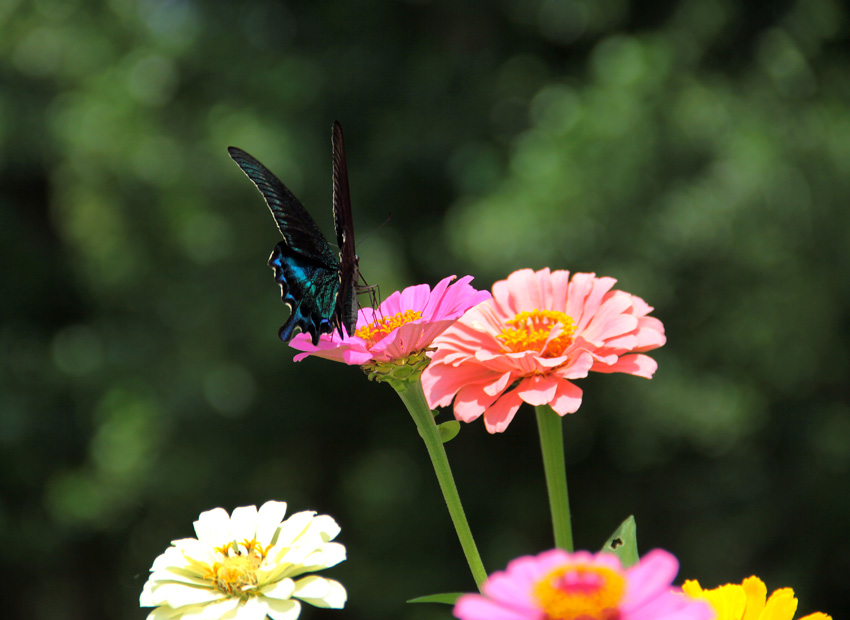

left=2, top=0, right=849, bottom=618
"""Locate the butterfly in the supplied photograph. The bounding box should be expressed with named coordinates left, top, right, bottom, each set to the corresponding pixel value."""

left=228, top=122, right=363, bottom=345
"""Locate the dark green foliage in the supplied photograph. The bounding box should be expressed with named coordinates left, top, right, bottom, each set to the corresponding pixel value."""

left=1, top=1, right=848, bottom=619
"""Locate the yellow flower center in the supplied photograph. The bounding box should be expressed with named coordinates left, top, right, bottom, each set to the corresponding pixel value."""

left=355, top=310, right=422, bottom=347
left=498, top=310, right=577, bottom=357
left=533, top=564, right=626, bottom=620
left=206, top=539, right=268, bottom=599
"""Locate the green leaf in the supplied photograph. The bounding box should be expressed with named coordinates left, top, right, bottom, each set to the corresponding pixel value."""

left=407, top=592, right=465, bottom=605
left=437, top=420, right=461, bottom=443
left=601, top=515, right=639, bottom=567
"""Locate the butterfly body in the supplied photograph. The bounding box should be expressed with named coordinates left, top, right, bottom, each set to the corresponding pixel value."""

left=228, top=122, right=361, bottom=345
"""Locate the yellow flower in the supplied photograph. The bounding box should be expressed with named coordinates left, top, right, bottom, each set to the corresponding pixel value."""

left=682, top=576, right=831, bottom=620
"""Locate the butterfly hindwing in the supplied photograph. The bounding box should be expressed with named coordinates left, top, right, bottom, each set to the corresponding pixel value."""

left=268, top=241, right=339, bottom=343
left=228, top=145, right=342, bottom=345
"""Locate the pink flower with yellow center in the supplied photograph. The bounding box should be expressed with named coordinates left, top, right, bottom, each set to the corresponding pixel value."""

left=288, top=275, right=491, bottom=365
left=421, top=268, right=665, bottom=433
left=453, top=549, right=713, bottom=620
left=683, top=576, right=831, bottom=620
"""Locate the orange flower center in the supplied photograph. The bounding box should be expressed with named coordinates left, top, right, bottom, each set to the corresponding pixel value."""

left=355, top=310, right=422, bottom=347
left=533, top=563, right=626, bottom=620
left=498, top=310, right=577, bottom=357
left=205, top=539, right=268, bottom=599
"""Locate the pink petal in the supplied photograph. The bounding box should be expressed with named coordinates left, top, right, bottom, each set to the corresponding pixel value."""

left=548, top=379, right=583, bottom=414
left=482, top=389, right=524, bottom=433
left=397, top=282, right=431, bottom=312
left=543, top=269, right=572, bottom=312
left=633, top=317, right=666, bottom=350
left=516, top=375, right=558, bottom=406
left=568, top=274, right=617, bottom=330
left=580, top=295, right=636, bottom=344
left=421, top=359, right=496, bottom=409
left=453, top=594, right=535, bottom=620
left=623, top=549, right=679, bottom=609
left=493, top=269, right=540, bottom=317
left=591, top=353, right=658, bottom=378
left=483, top=371, right=514, bottom=397
left=453, top=383, right=500, bottom=422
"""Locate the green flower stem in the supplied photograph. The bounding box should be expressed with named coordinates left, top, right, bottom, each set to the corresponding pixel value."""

left=394, top=380, right=487, bottom=591
left=535, top=404, right=574, bottom=552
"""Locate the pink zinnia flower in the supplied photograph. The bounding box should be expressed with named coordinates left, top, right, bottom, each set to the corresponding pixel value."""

left=454, top=549, right=713, bottom=620
left=289, top=275, right=491, bottom=365
left=421, top=268, right=666, bottom=433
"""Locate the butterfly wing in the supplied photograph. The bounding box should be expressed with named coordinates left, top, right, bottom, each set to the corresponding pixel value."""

left=331, top=122, right=360, bottom=338
left=228, top=146, right=340, bottom=345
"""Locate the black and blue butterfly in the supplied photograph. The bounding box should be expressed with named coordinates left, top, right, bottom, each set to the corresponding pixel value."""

left=228, top=122, right=366, bottom=345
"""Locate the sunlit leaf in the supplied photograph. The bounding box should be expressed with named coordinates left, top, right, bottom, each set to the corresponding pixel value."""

left=601, top=515, right=638, bottom=567
left=408, top=592, right=465, bottom=605
left=437, top=420, right=460, bottom=443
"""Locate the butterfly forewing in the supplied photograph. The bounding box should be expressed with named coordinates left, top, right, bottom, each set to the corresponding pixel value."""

left=228, top=147, right=338, bottom=267
left=331, top=122, right=360, bottom=337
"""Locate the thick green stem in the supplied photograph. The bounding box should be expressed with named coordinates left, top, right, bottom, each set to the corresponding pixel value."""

left=535, top=404, right=574, bottom=551
left=394, top=380, right=487, bottom=591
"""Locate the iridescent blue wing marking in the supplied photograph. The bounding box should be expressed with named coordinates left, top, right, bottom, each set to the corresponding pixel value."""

left=228, top=146, right=340, bottom=345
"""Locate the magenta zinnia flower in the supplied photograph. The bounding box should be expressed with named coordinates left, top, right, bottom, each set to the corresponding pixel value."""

left=454, top=549, right=713, bottom=620
left=289, top=275, right=491, bottom=365
left=421, top=268, right=666, bottom=433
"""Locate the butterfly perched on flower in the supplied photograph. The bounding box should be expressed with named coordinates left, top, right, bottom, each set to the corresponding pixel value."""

left=228, top=122, right=365, bottom=345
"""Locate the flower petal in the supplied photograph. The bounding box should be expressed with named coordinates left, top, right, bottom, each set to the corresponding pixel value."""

left=623, top=549, right=679, bottom=609
left=548, top=378, right=583, bottom=415
left=591, top=353, right=658, bottom=378
left=259, top=578, right=295, bottom=601
left=482, top=389, right=524, bottom=433
left=256, top=501, right=288, bottom=548
left=194, top=508, right=232, bottom=549
left=264, top=598, right=302, bottom=620
left=229, top=504, right=259, bottom=543
left=293, top=575, right=347, bottom=608
left=516, top=375, right=557, bottom=406
left=454, top=594, right=534, bottom=620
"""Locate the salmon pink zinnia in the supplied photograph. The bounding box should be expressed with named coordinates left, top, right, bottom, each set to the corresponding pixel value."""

left=453, top=549, right=713, bottom=620
left=289, top=275, right=491, bottom=365
left=421, top=268, right=666, bottom=433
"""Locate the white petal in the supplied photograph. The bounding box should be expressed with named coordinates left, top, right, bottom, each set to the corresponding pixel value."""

left=148, top=582, right=222, bottom=607
left=140, top=580, right=156, bottom=606
left=301, top=542, right=346, bottom=570
left=229, top=505, right=259, bottom=543
left=256, top=501, right=287, bottom=547
left=275, top=512, right=316, bottom=545
left=293, top=576, right=347, bottom=608
left=194, top=508, right=232, bottom=548
left=171, top=602, right=219, bottom=620
left=305, top=515, right=340, bottom=542
left=260, top=577, right=296, bottom=601
left=145, top=605, right=185, bottom=620
left=196, top=599, right=241, bottom=620
left=224, top=598, right=268, bottom=620
left=267, top=543, right=311, bottom=568
left=173, top=538, right=216, bottom=563
left=264, top=598, right=302, bottom=620
left=148, top=568, right=211, bottom=588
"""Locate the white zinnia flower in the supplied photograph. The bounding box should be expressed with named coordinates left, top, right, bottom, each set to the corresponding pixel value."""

left=140, top=501, right=347, bottom=620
